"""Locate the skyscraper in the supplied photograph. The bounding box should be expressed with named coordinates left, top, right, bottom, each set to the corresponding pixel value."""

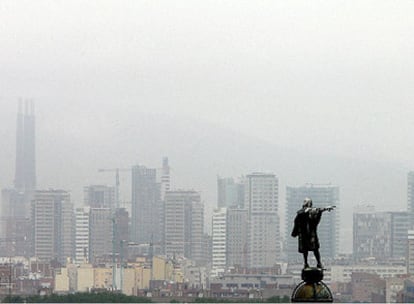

left=14, top=99, right=36, bottom=194
left=160, top=157, right=170, bottom=201
left=31, top=190, right=74, bottom=264
left=217, top=176, right=244, bottom=208
left=75, top=207, right=90, bottom=263
left=408, top=230, right=414, bottom=274
left=0, top=101, right=36, bottom=256
left=164, top=190, right=204, bottom=265
left=408, top=172, right=414, bottom=229
left=0, top=188, right=28, bottom=256
left=131, top=165, right=162, bottom=244
left=212, top=207, right=227, bottom=276
left=89, top=208, right=113, bottom=263
left=84, top=185, right=115, bottom=209
left=353, top=209, right=409, bottom=261
left=353, top=211, right=392, bottom=261
left=226, top=206, right=248, bottom=268
left=244, top=172, right=280, bottom=267
left=286, top=184, right=340, bottom=263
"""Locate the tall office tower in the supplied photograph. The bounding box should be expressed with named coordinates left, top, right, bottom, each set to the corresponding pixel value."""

left=31, top=190, right=74, bottom=264
left=217, top=176, right=244, bottom=208
left=131, top=165, right=162, bottom=244
left=408, top=230, right=414, bottom=274
left=84, top=185, right=115, bottom=209
left=14, top=100, right=36, bottom=194
left=212, top=208, right=227, bottom=276
left=353, top=210, right=409, bottom=261
left=0, top=189, right=29, bottom=256
left=89, top=208, right=113, bottom=263
left=286, top=184, right=339, bottom=263
left=353, top=211, right=392, bottom=261
left=113, top=208, right=129, bottom=255
left=75, top=207, right=90, bottom=263
left=408, top=172, right=414, bottom=229
left=226, top=207, right=248, bottom=268
left=1, top=101, right=36, bottom=256
left=391, top=211, right=409, bottom=259
left=160, top=157, right=171, bottom=201
left=244, top=173, right=280, bottom=268
left=164, top=190, right=204, bottom=265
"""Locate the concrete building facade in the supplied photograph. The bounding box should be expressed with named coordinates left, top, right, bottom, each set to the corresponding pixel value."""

left=84, top=185, right=115, bottom=209
left=75, top=207, right=90, bottom=263
left=353, top=210, right=409, bottom=261
left=217, top=177, right=244, bottom=208
left=245, top=173, right=280, bottom=267
left=89, top=208, right=112, bottom=263
left=164, top=190, right=204, bottom=265
left=408, top=172, right=414, bottom=229
left=211, top=208, right=227, bottom=276
left=131, top=165, right=162, bottom=244
left=226, top=207, right=248, bottom=268
left=407, top=230, right=414, bottom=274
left=31, top=190, right=74, bottom=264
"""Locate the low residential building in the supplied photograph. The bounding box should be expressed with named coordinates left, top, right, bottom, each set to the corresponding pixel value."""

left=330, top=264, right=407, bottom=283
left=209, top=273, right=295, bottom=299
left=77, top=263, right=94, bottom=292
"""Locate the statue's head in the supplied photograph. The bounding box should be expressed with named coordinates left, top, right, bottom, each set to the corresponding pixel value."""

left=303, top=197, right=313, bottom=208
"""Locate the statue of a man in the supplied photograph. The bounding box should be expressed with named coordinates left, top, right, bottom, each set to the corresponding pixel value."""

left=291, top=197, right=335, bottom=269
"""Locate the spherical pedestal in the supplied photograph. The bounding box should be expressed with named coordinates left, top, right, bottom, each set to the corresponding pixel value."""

left=291, top=268, right=333, bottom=302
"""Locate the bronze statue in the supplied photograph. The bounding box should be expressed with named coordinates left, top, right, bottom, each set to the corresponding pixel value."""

left=291, top=197, right=335, bottom=269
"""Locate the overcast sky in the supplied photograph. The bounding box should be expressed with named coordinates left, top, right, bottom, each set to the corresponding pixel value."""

left=1, top=1, right=414, bottom=254
left=1, top=0, right=414, bottom=166
left=0, top=0, right=414, bottom=185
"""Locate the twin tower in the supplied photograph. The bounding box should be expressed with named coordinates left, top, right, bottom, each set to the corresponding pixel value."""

left=14, top=99, right=36, bottom=193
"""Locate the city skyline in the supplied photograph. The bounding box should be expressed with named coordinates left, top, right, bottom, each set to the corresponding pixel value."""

left=0, top=103, right=411, bottom=256
left=1, top=1, right=414, bottom=301
left=0, top=100, right=414, bottom=302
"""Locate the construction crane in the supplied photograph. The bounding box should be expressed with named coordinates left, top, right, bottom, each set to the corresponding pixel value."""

left=97, top=168, right=131, bottom=209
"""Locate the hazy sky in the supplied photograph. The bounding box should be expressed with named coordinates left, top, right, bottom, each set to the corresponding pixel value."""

left=1, top=1, right=414, bottom=254
left=1, top=0, right=414, bottom=164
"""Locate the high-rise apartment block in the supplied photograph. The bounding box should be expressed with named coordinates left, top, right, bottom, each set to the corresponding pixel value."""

left=75, top=206, right=129, bottom=264
left=164, top=190, right=204, bottom=265
left=0, top=189, right=29, bottom=257
left=84, top=185, right=115, bottom=209
left=160, top=157, right=171, bottom=201
left=211, top=205, right=249, bottom=274
left=244, top=173, right=280, bottom=267
left=31, top=190, right=74, bottom=264
left=408, top=172, right=414, bottom=229
left=75, top=207, right=90, bottom=263
left=212, top=208, right=227, bottom=276
left=353, top=209, right=409, bottom=261
left=226, top=207, right=248, bottom=268
left=391, top=211, right=409, bottom=259
left=217, top=177, right=244, bottom=208
left=113, top=208, right=129, bottom=255
left=131, top=165, right=162, bottom=244
left=89, top=208, right=113, bottom=263
left=408, top=230, right=414, bottom=274
left=286, top=184, right=339, bottom=263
